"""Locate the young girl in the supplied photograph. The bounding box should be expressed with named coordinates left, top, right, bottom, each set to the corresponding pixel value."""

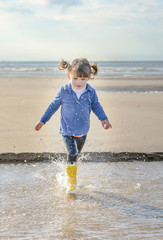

left=35, top=58, right=112, bottom=194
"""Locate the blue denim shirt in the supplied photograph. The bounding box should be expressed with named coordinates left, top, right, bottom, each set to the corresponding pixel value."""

left=40, top=83, right=108, bottom=136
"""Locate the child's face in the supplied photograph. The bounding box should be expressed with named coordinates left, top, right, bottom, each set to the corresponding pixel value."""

left=68, top=72, right=89, bottom=90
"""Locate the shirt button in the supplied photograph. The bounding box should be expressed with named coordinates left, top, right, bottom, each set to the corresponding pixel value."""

left=81, top=109, right=83, bottom=111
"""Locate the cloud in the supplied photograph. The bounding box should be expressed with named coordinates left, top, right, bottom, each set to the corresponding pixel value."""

left=0, top=0, right=163, bottom=60
left=0, top=0, right=82, bottom=14
left=1, top=0, right=163, bottom=21
left=48, top=0, right=82, bottom=6
left=1, top=0, right=163, bottom=30
left=0, top=0, right=34, bottom=14
left=0, top=0, right=162, bottom=38
left=34, top=0, right=163, bottom=26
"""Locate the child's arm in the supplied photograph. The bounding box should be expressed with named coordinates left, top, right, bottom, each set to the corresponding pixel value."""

left=35, top=88, right=62, bottom=131
left=91, top=90, right=112, bottom=130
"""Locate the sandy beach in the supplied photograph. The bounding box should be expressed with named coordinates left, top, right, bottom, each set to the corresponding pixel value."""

left=0, top=76, right=163, bottom=153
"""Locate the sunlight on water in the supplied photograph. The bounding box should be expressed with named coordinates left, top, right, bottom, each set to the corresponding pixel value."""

left=0, top=159, right=162, bottom=240
left=1, top=61, right=163, bottom=77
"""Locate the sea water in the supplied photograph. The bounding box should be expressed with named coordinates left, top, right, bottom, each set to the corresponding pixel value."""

left=0, top=160, right=162, bottom=239
left=0, top=61, right=163, bottom=77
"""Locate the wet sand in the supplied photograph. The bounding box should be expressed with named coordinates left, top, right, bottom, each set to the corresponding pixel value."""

left=0, top=161, right=163, bottom=239
left=0, top=76, right=163, bottom=153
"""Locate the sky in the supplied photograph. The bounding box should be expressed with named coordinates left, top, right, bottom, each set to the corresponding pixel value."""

left=0, top=0, right=163, bottom=61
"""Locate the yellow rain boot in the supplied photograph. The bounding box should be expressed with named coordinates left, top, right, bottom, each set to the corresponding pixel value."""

left=66, top=164, right=77, bottom=194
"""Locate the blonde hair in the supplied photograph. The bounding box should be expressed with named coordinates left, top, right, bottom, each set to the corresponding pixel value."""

left=59, top=58, right=98, bottom=78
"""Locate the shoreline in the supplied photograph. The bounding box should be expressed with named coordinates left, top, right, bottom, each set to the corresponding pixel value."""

left=0, top=152, right=162, bottom=163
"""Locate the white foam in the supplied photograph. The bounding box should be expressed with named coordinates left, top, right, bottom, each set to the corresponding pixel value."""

left=56, top=171, right=67, bottom=189
left=135, top=183, right=141, bottom=189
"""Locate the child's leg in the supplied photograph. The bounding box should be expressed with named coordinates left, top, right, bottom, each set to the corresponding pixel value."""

left=75, top=135, right=87, bottom=153
left=62, top=135, right=87, bottom=164
left=62, top=135, right=87, bottom=193
left=62, top=135, right=78, bottom=164
left=62, top=135, right=78, bottom=193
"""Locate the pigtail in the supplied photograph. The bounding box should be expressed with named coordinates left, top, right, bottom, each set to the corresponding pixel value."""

left=59, top=58, right=97, bottom=77
left=59, top=59, right=69, bottom=71
left=91, top=62, right=98, bottom=76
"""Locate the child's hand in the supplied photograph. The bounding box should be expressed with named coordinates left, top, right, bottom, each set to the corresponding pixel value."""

left=35, top=121, right=44, bottom=131
left=102, top=120, right=112, bottom=130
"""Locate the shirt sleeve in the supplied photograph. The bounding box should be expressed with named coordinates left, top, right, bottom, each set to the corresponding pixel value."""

left=91, top=90, right=108, bottom=121
left=40, top=87, right=62, bottom=124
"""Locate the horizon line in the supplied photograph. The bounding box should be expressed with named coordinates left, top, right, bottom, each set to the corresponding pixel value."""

left=1, top=59, right=163, bottom=62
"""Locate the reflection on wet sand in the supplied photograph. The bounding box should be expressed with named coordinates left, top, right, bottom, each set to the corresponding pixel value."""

left=0, top=161, right=162, bottom=239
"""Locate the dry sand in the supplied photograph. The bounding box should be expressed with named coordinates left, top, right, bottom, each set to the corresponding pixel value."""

left=0, top=76, right=163, bottom=153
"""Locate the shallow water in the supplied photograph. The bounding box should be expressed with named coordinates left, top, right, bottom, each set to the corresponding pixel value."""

left=0, top=161, right=162, bottom=240
left=1, top=61, right=163, bottom=77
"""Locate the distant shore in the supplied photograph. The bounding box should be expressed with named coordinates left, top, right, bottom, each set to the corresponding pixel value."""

left=0, top=76, right=163, bottom=153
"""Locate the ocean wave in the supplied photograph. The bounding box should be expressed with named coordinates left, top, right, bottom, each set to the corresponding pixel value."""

left=0, top=61, right=163, bottom=77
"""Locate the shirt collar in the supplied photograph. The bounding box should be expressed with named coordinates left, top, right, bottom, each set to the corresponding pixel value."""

left=86, top=83, right=93, bottom=92
left=71, top=84, right=86, bottom=93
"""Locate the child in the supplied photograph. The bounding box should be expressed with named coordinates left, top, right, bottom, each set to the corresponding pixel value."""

left=35, top=58, right=112, bottom=194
